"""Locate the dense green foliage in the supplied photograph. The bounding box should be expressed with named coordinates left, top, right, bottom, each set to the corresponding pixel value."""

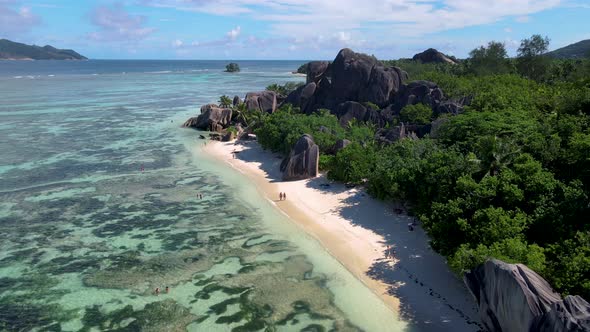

left=247, top=35, right=590, bottom=299
left=225, top=63, right=240, bottom=73
left=266, top=82, right=304, bottom=96
left=400, top=103, right=433, bottom=124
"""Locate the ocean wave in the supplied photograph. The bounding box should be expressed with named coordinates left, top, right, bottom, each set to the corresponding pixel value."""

left=146, top=70, right=172, bottom=74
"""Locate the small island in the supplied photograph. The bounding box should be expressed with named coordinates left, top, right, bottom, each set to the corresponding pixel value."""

left=224, top=62, right=240, bottom=72
left=0, top=39, right=87, bottom=60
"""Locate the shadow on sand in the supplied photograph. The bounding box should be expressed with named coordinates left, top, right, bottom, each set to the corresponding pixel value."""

left=231, top=141, right=483, bottom=332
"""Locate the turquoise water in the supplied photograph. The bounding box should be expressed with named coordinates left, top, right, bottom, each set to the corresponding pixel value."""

left=0, top=61, right=404, bottom=331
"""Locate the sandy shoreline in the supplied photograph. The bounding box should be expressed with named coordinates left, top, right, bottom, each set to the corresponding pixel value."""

left=202, top=139, right=481, bottom=332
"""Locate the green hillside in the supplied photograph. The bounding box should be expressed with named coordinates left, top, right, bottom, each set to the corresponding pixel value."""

left=0, top=39, right=87, bottom=60
left=547, top=39, right=590, bottom=59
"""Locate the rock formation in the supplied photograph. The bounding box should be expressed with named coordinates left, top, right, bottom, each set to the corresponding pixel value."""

left=331, top=139, right=351, bottom=154
left=390, top=80, right=445, bottom=114
left=244, top=91, right=278, bottom=114
left=464, top=259, right=590, bottom=332
left=280, top=134, right=319, bottom=181
left=306, top=61, right=331, bottom=84
left=412, top=48, right=457, bottom=64
left=182, top=104, right=232, bottom=132
left=329, top=48, right=405, bottom=108
left=232, top=95, right=242, bottom=107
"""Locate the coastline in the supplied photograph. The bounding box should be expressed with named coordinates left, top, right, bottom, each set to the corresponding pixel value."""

left=201, top=139, right=481, bottom=332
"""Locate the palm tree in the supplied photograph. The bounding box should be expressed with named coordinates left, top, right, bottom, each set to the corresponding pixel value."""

left=218, top=95, right=232, bottom=108
left=474, top=136, right=521, bottom=177
left=233, top=102, right=249, bottom=127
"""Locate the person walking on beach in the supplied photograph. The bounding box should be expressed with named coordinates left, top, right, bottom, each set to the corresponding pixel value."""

left=279, top=192, right=283, bottom=201
left=283, top=192, right=287, bottom=200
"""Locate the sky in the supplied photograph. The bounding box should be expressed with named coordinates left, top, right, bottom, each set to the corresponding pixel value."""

left=1, top=0, right=589, bottom=60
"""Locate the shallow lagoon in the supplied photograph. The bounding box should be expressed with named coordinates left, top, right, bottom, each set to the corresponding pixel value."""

left=0, top=61, right=405, bottom=331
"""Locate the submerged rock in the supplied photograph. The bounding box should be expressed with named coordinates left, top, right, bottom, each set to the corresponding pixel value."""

left=280, top=134, right=319, bottom=181
left=464, top=259, right=590, bottom=332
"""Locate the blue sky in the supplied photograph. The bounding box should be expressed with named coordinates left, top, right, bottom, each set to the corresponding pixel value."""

left=1, top=0, right=589, bottom=59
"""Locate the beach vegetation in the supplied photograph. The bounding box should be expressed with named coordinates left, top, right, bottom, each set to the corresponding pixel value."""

left=266, top=82, right=304, bottom=96
left=248, top=34, right=590, bottom=299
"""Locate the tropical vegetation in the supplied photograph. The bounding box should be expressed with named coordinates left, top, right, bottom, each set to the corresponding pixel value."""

left=223, top=35, right=590, bottom=299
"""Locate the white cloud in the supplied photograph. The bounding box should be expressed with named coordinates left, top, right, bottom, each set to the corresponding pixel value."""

left=0, top=1, right=41, bottom=38
left=226, top=26, right=241, bottom=40
left=172, top=39, right=183, bottom=47
left=516, top=15, right=531, bottom=22
left=89, top=3, right=155, bottom=42
left=143, top=0, right=560, bottom=39
left=141, top=0, right=566, bottom=58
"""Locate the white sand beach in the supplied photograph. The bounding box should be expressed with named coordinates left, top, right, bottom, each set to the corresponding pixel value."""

left=203, top=140, right=482, bottom=332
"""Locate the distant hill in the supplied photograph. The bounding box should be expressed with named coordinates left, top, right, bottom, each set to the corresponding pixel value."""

left=0, top=39, right=87, bottom=60
left=547, top=39, right=590, bottom=59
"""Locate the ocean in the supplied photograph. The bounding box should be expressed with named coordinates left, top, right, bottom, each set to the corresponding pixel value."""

left=0, top=60, right=404, bottom=331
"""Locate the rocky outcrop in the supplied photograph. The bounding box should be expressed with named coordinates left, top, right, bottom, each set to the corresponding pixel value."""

left=182, top=104, right=232, bottom=132
left=280, top=134, right=319, bottom=181
left=306, top=61, right=331, bottom=84
left=335, top=101, right=368, bottom=127
left=329, top=48, right=405, bottom=108
left=285, top=49, right=407, bottom=113
left=391, top=80, right=444, bottom=114
left=412, top=48, right=457, bottom=64
left=244, top=91, right=278, bottom=114
left=464, top=259, right=590, bottom=332
left=232, top=95, right=242, bottom=107
left=331, top=139, right=351, bottom=154
left=375, top=123, right=431, bottom=144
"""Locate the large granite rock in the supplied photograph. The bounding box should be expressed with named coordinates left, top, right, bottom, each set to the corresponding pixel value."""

left=335, top=101, right=367, bottom=127
left=280, top=134, right=319, bottom=181
left=331, top=139, right=351, bottom=154
left=244, top=91, right=278, bottom=113
left=375, top=123, right=431, bottom=144
left=182, top=104, right=232, bottom=132
left=306, top=61, right=331, bottom=84
left=464, top=259, right=590, bottom=332
left=412, top=48, right=457, bottom=64
left=329, top=48, right=406, bottom=108
left=391, top=80, right=445, bottom=114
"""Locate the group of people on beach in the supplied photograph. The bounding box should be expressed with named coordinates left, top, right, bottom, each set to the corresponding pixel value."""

left=154, top=286, right=169, bottom=295
left=385, top=245, right=396, bottom=260
left=279, top=192, right=287, bottom=201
